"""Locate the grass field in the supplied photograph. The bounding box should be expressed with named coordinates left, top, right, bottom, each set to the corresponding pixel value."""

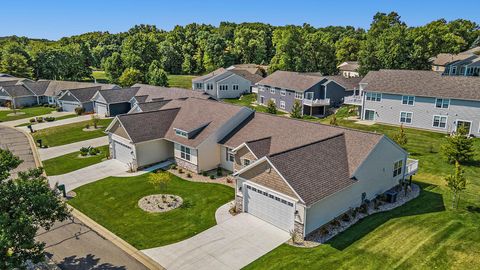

left=15, top=114, right=78, bottom=127
left=69, top=172, right=234, bottom=249
left=89, top=70, right=196, bottom=89
left=32, top=118, right=112, bottom=147
left=246, top=106, right=480, bottom=269
left=43, top=145, right=109, bottom=176
left=222, top=94, right=287, bottom=115
left=0, top=106, right=55, bottom=122
left=91, top=70, right=109, bottom=83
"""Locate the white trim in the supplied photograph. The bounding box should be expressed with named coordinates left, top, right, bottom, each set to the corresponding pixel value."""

left=364, top=108, right=376, bottom=121
left=399, top=111, right=413, bottom=124
left=280, top=90, right=286, bottom=96
left=279, top=100, right=286, bottom=109
left=401, top=95, right=415, bottom=106
left=231, top=143, right=259, bottom=160
left=244, top=181, right=298, bottom=203
left=434, top=98, right=450, bottom=109
left=454, top=119, right=473, bottom=134
left=432, top=115, right=448, bottom=129
left=105, top=117, right=134, bottom=142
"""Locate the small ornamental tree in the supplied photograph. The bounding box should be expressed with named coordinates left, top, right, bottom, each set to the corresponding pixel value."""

left=118, top=67, right=143, bottom=87
left=91, top=114, right=99, bottom=128
left=266, top=99, right=277, bottom=114
left=441, top=126, right=474, bottom=164
left=329, top=114, right=339, bottom=126
left=148, top=171, right=171, bottom=192
left=445, top=161, right=468, bottom=209
left=393, top=124, right=408, bottom=148
left=290, top=100, right=302, bottom=118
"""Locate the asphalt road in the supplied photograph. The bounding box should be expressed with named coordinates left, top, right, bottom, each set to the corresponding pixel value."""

left=0, top=125, right=36, bottom=176
left=36, top=217, right=148, bottom=270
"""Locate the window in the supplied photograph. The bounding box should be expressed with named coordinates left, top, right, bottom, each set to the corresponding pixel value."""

left=195, top=83, right=203, bottom=89
left=280, top=90, right=286, bottom=96
left=433, top=115, right=447, bottom=128
left=225, top=148, right=234, bottom=162
left=280, top=101, right=286, bottom=109
left=233, top=84, right=239, bottom=90
left=305, top=92, right=314, bottom=100
left=366, top=92, right=381, bottom=102
left=393, top=160, right=403, bottom=177
left=259, top=86, right=265, bottom=92
left=451, top=66, right=457, bottom=74
left=435, top=98, right=449, bottom=108
left=243, top=159, right=251, bottom=166
left=175, top=129, right=188, bottom=138
left=219, top=84, right=228, bottom=91
left=402, top=96, right=415, bottom=105
left=180, top=145, right=191, bottom=161
left=207, top=83, right=213, bottom=90
left=295, top=92, right=303, bottom=99
left=400, top=112, right=413, bottom=124
left=270, top=88, right=275, bottom=94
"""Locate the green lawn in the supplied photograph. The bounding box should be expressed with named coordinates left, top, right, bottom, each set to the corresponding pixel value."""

left=92, top=70, right=109, bottom=83
left=168, top=74, right=197, bottom=89
left=68, top=173, right=234, bottom=249
left=32, top=118, right=112, bottom=147
left=15, top=114, right=78, bottom=127
left=223, top=94, right=287, bottom=115
left=43, top=145, right=109, bottom=176
left=246, top=106, right=480, bottom=269
left=0, top=106, right=55, bottom=122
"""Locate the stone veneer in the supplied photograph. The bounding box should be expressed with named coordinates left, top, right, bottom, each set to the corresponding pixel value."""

left=175, top=158, right=198, bottom=173
left=294, top=221, right=305, bottom=239
left=235, top=195, right=243, bottom=212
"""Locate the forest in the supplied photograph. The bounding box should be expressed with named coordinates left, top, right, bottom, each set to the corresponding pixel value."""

left=0, top=12, right=478, bottom=87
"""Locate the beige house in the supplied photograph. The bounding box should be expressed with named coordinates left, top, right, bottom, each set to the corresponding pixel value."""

left=338, top=61, right=360, bottom=78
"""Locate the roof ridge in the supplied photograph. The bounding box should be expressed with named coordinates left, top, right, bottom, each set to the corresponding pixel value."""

left=246, top=136, right=272, bottom=144
left=119, top=106, right=181, bottom=118
left=269, top=132, right=345, bottom=158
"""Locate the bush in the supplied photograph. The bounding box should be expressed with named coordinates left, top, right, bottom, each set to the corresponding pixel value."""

left=75, top=107, right=85, bottom=115
left=29, top=118, right=36, bottom=123
left=341, top=213, right=351, bottom=222
left=56, top=107, right=63, bottom=112
left=170, top=164, right=177, bottom=170
left=88, top=147, right=99, bottom=156
left=187, top=173, right=192, bottom=178
left=85, top=124, right=90, bottom=129
left=359, top=203, right=369, bottom=214
left=36, top=117, right=44, bottom=123
left=44, top=116, right=55, bottom=122
left=209, top=175, right=215, bottom=179
left=266, top=99, right=277, bottom=114
left=178, top=168, right=184, bottom=174
left=329, top=219, right=341, bottom=227
left=42, top=104, right=49, bottom=107
left=80, top=147, right=89, bottom=156
left=201, top=171, right=207, bottom=177
left=216, top=167, right=223, bottom=176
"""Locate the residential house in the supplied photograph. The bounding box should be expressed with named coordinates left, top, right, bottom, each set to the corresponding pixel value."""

left=130, top=83, right=213, bottom=106
left=254, top=71, right=358, bottom=116
left=91, top=87, right=140, bottom=116
left=192, top=67, right=263, bottom=99
left=355, top=70, right=480, bottom=136
left=338, top=61, right=360, bottom=78
left=57, top=86, right=103, bottom=112
left=105, top=97, right=418, bottom=238
left=431, top=46, right=480, bottom=75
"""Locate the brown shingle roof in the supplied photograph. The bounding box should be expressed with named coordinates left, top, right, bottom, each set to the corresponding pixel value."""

left=192, top=68, right=226, bottom=82
left=338, top=61, right=359, bottom=72
left=361, top=69, right=480, bottom=101
left=325, top=75, right=362, bottom=90
left=136, top=100, right=172, bottom=112
left=1, top=84, right=35, bottom=97
left=132, top=84, right=212, bottom=102
left=37, top=80, right=118, bottom=97
left=228, top=69, right=264, bottom=83
left=431, top=53, right=473, bottom=66
left=256, top=71, right=324, bottom=92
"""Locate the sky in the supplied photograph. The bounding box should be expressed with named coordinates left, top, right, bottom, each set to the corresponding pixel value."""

left=2, top=0, right=479, bottom=40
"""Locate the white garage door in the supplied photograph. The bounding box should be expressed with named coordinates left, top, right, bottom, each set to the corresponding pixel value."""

left=95, top=102, right=108, bottom=116
left=244, top=184, right=295, bottom=232
left=61, top=101, right=80, bottom=112
left=113, top=140, right=133, bottom=164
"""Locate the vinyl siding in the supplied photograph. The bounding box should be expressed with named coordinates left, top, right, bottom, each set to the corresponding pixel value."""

left=135, top=139, right=174, bottom=168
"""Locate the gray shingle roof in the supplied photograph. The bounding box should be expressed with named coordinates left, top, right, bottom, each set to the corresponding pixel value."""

left=256, top=71, right=325, bottom=92
left=325, top=75, right=362, bottom=90
left=0, top=79, right=19, bottom=87
left=36, top=80, right=118, bottom=97
left=136, top=100, right=172, bottom=112
left=97, top=87, right=139, bottom=103
left=60, top=87, right=101, bottom=103
left=132, top=84, right=212, bottom=102
left=192, top=68, right=226, bottom=82
left=1, top=84, right=35, bottom=97
left=229, top=69, right=263, bottom=83
left=361, top=69, right=480, bottom=101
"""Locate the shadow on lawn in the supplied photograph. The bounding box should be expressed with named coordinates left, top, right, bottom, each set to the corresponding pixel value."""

left=327, top=182, right=445, bottom=251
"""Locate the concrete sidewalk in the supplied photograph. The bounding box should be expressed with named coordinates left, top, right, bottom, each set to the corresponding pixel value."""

left=18, top=114, right=95, bottom=132
left=39, top=136, right=109, bottom=160
left=0, top=111, right=74, bottom=127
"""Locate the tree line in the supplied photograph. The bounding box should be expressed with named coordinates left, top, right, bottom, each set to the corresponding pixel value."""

left=0, top=12, right=478, bottom=86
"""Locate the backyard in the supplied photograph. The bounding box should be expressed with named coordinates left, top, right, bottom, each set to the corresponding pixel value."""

left=32, top=118, right=112, bottom=147
left=0, top=106, right=56, bottom=122
left=90, top=70, right=196, bottom=89
left=223, top=93, right=287, bottom=115
left=68, top=172, right=234, bottom=249
left=245, top=106, right=480, bottom=269
left=43, top=145, right=109, bottom=176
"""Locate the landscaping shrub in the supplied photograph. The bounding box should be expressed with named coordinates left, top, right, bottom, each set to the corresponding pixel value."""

left=209, top=175, right=215, bottom=179
left=29, top=118, right=36, bottom=123
left=56, top=107, right=63, bottom=112
left=42, top=104, right=49, bottom=107
left=88, top=147, right=99, bottom=156
left=80, top=147, right=89, bottom=156
left=85, top=124, right=90, bottom=129
left=45, top=116, right=55, bottom=122
left=75, top=107, right=85, bottom=115
left=178, top=168, right=184, bottom=174
left=201, top=171, right=207, bottom=177
left=187, top=173, right=192, bottom=178
left=36, top=117, right=44, bottom=123
left=359, top=203, right=369, bottom=214
left=330, top=219, right=341, bottom=228
left=341, top=213, right=351, bottom=222
left=216, top=167, right=223, bottom=176
left=170, top=164, right=177, bottom=170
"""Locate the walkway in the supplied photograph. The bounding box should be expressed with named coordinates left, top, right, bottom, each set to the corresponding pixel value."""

left=142, top=213, right=290, bottom=270
left=18, top=114, right=94, bottom=132
left=39, top=137, right=109, bottom=160
left=0, top=111, right=74, bottom=127
left=0, top=125, right=36, bottom=176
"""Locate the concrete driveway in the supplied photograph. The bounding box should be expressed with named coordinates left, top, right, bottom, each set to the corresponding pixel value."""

left=0, top=126, right=36, bottom=176
left=39, top=136, right=109, bottom=160
left=142, top=213, right=290, bottom=270
left=18, top=114, right=94, bottom=132
left=48, top=159, right=130, bottom=192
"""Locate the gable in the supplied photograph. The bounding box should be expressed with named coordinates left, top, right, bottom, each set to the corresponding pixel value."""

left=58, top=91, right=80, bottom=102
left=110, top=121, right=130, bottom=140
left=234, top=145, right=257, bottom=172
left=239, top=160, right=298, bottom=200
left=92, top=92, right=107, bottom=103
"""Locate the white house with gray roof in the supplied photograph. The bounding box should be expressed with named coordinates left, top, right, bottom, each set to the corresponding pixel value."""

left=348, top=69, right=480, bottom=136
left=105, top=97, right=418, bottom=238
left=192, top=67, right=263, bottom=99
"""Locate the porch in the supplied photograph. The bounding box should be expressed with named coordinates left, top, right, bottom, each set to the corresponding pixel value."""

left=406, top=158, right=419, bottom=177
left=302, top=98, right=329, bottom=117
left=343, top=95, right=362, bottom=105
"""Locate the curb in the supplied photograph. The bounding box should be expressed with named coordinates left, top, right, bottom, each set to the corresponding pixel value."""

left=18, top=127, right=43, bottom=168
left=69, top=206, right=165, bottom=270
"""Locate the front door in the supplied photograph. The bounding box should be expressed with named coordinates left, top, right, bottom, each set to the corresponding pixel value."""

left=456, top=120, right=472, bottom=135
left=260, top=96, right=265, bottom=104
left=364, top=109, right=375, bottom=121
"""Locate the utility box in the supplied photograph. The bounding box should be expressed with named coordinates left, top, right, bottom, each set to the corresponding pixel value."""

left=385, top=191, right=398, bottom=203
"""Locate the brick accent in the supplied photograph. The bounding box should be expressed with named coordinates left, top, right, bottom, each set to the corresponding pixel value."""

left=235, top=195, right=243, bottom=212
left=175, top=158, right=198, bottom=173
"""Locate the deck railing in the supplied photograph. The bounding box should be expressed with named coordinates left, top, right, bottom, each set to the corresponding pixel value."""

left=406, top=158, right=419, bottom=176
left=302, top=98, right=330, bottom=106
left=344, top=95, right=362, bottom=105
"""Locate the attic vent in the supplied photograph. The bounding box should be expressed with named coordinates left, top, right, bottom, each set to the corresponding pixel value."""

left=266, top=166, right=271, bottom=173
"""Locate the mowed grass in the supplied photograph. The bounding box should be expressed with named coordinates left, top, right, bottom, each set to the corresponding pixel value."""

left=15, top=114, right=78, bottom=127
left=32, top=118, right=112, bottom=147
left=68, top=172, right=234, bottom=249
left=0, top=106, right=55, bottom=122
left=168, top=74, right=197, bottom=89
left=246, top=106, right=480, bottom=269
left=223, top=94, right=287, bottom=115
left=43, top=145, right=109, bottom=176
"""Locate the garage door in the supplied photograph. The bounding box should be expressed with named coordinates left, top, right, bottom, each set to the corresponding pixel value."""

left=113, top=140, right=133, bottom=164
left=244, top=184, right=295, bottom=232
left=61, top=101, right=80, bottom=112
left=95, top=102, right=108, bottom=116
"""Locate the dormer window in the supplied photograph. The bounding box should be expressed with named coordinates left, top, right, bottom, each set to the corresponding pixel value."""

left=174, top=128, right=188, bottom=138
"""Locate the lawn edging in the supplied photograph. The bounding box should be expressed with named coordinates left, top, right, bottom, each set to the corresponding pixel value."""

left=68, top=205, right=165, bottom=270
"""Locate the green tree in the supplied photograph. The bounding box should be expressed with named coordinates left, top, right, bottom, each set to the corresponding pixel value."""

left=445, top=161, right=468, bottom=209
left=266, top=99, right=277, bottom=114
left=121, top=32, right=160, bottom=74
left=148, top=171, right=171, bottom=192
left=118, top=67, right=143, bottom=87
left=0, top=149, right=70, bottom=269
left=335, top=36, right=361, bottom=63
left=0, top=53, right=32, bottom=78
left=102, top=52, right=124, bottom=83
left=329, top=114, right=338, bottom=126
left=234, top=27, right=268, bottom=64
left=290, top=100, right=302, bottom=118
left=158, top=40, right=183, bottom=74
left=303, top=31, right=338, bottom=74
left=269, top=26, right=305, bottom=72
left=393, top=124, right=408, bottom=148
left=146, top=60, right=169, bottom=86
left=440, top=126, right=474, bottom=164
